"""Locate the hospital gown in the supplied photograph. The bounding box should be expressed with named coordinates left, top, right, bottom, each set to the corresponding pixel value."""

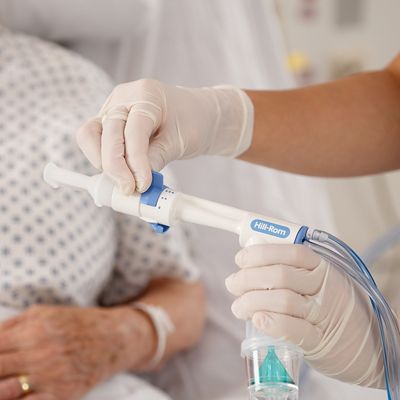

left=0, top=3, right=394, bottom=399
left=0, top=27, right=198, bottom=399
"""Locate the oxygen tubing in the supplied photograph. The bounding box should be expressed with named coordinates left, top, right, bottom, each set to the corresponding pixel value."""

left=304, top=230, right=400, bottom=400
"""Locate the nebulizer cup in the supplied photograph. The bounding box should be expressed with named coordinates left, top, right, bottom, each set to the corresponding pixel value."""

left=241, top=321, right=303, bottom=400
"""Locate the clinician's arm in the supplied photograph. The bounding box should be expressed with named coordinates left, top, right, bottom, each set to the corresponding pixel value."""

left=77, top=54, right=400, bottom=194
left=242, top=54, right=400, bottom=177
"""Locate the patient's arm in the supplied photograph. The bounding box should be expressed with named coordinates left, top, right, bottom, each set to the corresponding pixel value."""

left=0, top=280, right=205, bottom=399
left=111, top=277, right=206, bottom=372
left=242, top=54, right=400, bottom=177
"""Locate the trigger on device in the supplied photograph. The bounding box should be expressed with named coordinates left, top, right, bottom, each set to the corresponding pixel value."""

left=140, top=171, right=170, bottom=233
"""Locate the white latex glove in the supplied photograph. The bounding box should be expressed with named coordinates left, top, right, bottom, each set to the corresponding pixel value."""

left=225, top=244, right=385, bottom=388
left=76, top=79, right=253, bottom=194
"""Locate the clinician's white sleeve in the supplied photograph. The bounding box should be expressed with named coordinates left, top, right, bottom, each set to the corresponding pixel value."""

left=225, top=244, right=385, bottom=388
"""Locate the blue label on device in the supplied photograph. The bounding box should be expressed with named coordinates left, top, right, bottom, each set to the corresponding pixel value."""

left=250, top=219, right=290, bottom=239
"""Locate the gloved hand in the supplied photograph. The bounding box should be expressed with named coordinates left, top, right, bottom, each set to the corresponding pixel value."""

left=76, top=79, right=253, bottom=194
left=225, top=243, right=385, bottom=388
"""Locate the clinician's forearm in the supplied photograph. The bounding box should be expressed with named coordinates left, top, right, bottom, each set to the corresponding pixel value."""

left=115, top=278, right=206, bottom=372
left=241, top=55, right=400, bottom=177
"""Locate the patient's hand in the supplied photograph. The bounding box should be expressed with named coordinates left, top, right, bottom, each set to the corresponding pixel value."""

left=0, top=305, right=153, bottom=400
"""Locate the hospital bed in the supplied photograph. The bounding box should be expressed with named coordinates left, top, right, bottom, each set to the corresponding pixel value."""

left=0, top=1, right=395, bottom=399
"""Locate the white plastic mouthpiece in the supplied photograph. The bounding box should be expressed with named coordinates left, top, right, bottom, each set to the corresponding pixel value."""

left=43, top=162, right=114, bottom=207
left=43, top=162, right=90, bottom=190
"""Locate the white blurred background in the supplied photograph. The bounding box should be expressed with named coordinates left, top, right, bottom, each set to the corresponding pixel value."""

left=1, top=1, right=399, bottom=399
left=278, top=0, right=400, bottom=84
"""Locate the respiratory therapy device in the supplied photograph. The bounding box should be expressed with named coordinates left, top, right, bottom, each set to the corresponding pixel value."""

left=43, top=163, right=400, bottom=400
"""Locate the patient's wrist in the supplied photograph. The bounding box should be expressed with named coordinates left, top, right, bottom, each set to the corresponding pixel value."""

left=108, top=306, right=158, bottom=373
left=132, top=302, right=175, bottom=370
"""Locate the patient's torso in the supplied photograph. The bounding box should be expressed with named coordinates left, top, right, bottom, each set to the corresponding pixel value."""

left=0, top=29, right=118, bottom=308
left=0, top=29, right=197, bottom=309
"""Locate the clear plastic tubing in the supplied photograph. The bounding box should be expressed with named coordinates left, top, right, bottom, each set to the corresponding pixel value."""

left=305, top=230, right=400, bottom=400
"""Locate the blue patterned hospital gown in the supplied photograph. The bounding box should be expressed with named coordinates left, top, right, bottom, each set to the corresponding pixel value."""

left=0, top=27, right=198, bottom=400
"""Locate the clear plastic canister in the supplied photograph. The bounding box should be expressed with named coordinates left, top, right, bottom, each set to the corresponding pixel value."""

left=242, top=321, right=303, bottom=400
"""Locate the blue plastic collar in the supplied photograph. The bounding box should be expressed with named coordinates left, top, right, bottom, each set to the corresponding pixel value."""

left=140, top=171, right=170, bottom=233
left=294, top=226, right=309, bottom=244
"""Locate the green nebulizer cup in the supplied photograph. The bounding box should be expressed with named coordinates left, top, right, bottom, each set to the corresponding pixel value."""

left=241, top=321, right=303, bottom=400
